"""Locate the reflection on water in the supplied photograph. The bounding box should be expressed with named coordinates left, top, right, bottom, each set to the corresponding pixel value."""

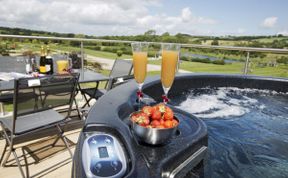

left=171, top=88, right=288, bottom=178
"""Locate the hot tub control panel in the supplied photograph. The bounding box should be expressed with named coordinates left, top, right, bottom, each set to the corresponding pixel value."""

left=82, top=133, right=127, bottom=178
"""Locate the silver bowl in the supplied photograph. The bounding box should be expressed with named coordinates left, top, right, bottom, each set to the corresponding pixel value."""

left=130, top=112, right=179, bottom=145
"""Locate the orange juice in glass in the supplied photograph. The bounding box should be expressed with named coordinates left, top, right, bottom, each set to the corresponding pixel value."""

left=56, top=60, right=69, bottom=73
left=161, top=43, right=180, bottom=103
left=131, top=42, right=149, bottom=104
left=133, top=52, right=147, bottom=84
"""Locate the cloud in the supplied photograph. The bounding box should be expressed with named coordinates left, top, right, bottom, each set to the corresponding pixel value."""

left=0, top=0, right=217, bottom=35
left=137, top=7, right=217, bottom=35
left=261, top=16, right=278, bottom=28
left=180, top=7, right=217, bottom=24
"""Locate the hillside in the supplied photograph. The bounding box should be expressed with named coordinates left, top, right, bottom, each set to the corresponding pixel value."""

left=1, top=26, right=287, bottom=49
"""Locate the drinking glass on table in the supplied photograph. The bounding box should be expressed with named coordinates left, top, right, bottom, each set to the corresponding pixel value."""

left=131, top=42, right=149, bottom=107
left=56, top=60, right=69, bottom=73
left=161, top=43, right=181, bottom=104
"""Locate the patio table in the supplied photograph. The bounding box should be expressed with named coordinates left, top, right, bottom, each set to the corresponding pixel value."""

left=0, top=69, right=109, bottom=115
left=0, top=69, right=109, bottom=91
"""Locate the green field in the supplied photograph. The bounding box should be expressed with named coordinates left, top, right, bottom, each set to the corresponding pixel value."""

left=55, top=45, right=132, bottom=59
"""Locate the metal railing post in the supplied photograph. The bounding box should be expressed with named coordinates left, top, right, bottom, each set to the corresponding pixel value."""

left=80, top=41, right=84, bottom=80
left=176, top=52, right=180, bottom=73
left=243, top=51, right=250, bottom=75
left=0, top=91, right=4, bottom=116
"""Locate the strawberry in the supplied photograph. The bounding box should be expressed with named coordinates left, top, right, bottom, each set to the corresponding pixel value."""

left=156, top=103, right=166, bottom=114
left=164, top=120, right=173, bottom=128
left=164, top=110, right=174, bottom=120
left=151, top=120, right=161, bottom=128
left=142, top=106, right=154, bottom=117
left=159, top=119, right=165, bottom=125
left=135, top=113, right=150, bottom=126
left=172, top=119, right=179, bottom=127
left=151, top=110, right=162, bottom=120
left=156, top=125, right=165, bottom=129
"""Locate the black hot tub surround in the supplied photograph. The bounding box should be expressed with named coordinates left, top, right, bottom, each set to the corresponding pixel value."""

left=72, top=74, right=288, bottom=178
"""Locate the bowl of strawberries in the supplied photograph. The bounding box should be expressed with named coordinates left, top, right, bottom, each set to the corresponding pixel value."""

left=130, top=103, right=179, bottom=145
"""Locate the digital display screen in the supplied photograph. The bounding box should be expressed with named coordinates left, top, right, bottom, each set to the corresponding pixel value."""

left=98, top=147, right=109, bottom=158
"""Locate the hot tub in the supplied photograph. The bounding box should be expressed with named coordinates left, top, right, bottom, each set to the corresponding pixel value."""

left=73, top=74, right=288, bottom=178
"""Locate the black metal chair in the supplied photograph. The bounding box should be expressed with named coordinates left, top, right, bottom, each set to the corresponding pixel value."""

left=0, top=73, right=79, bottom=178
left=80, top=59, right=133, bottom=107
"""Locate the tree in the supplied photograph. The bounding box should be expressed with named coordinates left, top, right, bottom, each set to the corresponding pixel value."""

left=144, top=30, right=156, bottom=36
left=67, top=33, right=75, bottom=38
left=161, top=32, right=170, bottom=37
left=211, top=39, right=219, bottom=46
left=116, top=50, right=123, bottom=58
left=276, top=56, right=288, bottom=64
left=277, top=34, right=283, bottom=37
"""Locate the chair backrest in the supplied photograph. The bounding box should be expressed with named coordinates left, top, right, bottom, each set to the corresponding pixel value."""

left=106, top=59, right=133, bottom=90
left=13, top=73, right=79, bottom=119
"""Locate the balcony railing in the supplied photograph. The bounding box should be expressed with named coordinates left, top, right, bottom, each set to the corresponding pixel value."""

left=0, top=34, right=288, bottom=76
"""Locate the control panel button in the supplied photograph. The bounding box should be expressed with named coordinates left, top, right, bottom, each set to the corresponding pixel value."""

left=95, top=163, right=102, bottom=173
left=105, top=137, right=111, bottom=144
left=91, top=139, right=97, bottom=145
left=111, top=160, right=118, bottom=169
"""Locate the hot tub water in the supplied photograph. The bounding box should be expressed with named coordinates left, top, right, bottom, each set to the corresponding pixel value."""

left=171, top=87, right=288, bottom=178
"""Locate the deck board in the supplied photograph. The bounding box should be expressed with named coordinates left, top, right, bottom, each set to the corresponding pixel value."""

left=0, top=130, right=80, bottom=178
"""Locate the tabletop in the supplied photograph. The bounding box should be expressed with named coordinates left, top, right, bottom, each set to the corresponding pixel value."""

left=0, top=69, right=109, bottom=92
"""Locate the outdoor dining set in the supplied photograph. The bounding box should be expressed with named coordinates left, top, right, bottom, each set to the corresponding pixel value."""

left=0, top=56, right=133, bottom=178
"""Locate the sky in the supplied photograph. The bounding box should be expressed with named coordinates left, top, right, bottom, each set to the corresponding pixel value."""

left=0, top=0, right=287, bottom=36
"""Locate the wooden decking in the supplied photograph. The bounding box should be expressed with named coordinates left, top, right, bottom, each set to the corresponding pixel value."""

left=0, top=105, right=86, bottom=178
left=0, top=129, right=81, bottom=178
left=0, top=91, right=96, bottom=178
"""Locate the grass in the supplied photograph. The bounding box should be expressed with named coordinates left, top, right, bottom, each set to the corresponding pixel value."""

left=149, top=59, right=288, bottom=77
left=180, top=61, right=243, bottom=74
left=201, top=40, right=249, bottom=46
left=55, top=45, right=132, bottom=60
left=79, top=69, right=110, bottom=89
left=256, top=37, right=288, bottom=43
left=251, top=64, right=288, bottom=77
left=2, top=104, right=13, bottom=112
left=147, top=71, right=161, bottom=76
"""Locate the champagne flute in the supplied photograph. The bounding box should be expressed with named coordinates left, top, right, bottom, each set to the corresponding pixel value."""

left=131, top=42, right=149, bottom=108
left=161, top=43, right=181, bottom=104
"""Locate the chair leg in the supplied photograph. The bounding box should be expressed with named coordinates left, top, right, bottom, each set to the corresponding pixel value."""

left=60, top=135, right=73, bottom=159
left=56, top=125, right=73, bottom=159
left=12, top=150, right=26, bottom=178
left=51, top=136, right=61, bottom=147
left=0, top=125, right=12, bottom=167
left=81, top=93, right=91, bottom=108
left=73, top=98, right=82, bottom=120
left=22, top=148, right=29, bottom=178
left=2, top=146, right=12, bottom=167
left=0, top=142, right=7, bottom=165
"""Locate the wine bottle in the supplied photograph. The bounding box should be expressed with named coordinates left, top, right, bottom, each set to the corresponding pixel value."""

left=39, top=46, right=46, bottom=74
left=45, top=45, right=54, bottom=75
